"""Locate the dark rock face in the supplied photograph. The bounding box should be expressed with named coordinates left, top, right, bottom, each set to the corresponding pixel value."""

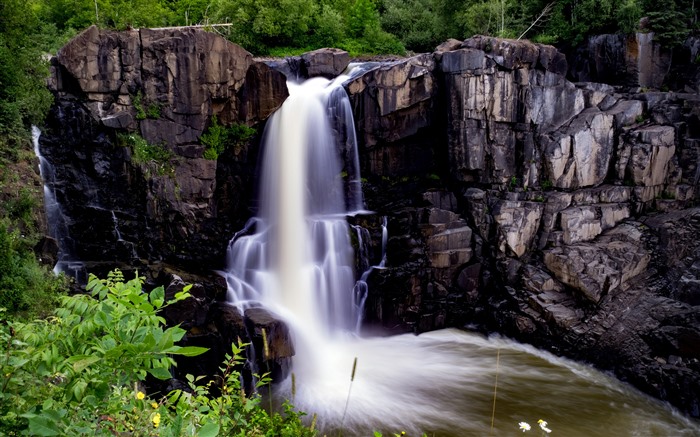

left=569, top=32, right=673, bottom=90
left=42, top=26, right=288, bottom=273
left=42, top=28, right=700, bottom=418
left=350, top=36, right=700, bottom=417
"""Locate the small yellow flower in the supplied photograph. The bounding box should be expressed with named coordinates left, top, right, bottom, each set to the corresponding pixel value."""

left=152, top=412, right=161, bottom=428
left=136, top=391, right=145, bottom=400
left=151, top=402, right=159, bottom=409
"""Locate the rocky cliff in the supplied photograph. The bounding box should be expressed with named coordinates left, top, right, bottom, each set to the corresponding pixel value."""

left=39, top=28, right=700, bottom=417
left=42, top=25, right=288, bottom=275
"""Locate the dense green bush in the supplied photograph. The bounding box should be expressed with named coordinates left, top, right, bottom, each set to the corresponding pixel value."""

left=0, top=219, right=64, bottom=318
left=200, top=116, right=256, bottom=160
left=118, top=133, right=174, bottom=176
left=0, top=270, right=316, bottom=436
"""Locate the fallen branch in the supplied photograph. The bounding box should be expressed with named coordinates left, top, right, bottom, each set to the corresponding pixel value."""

left=517, top=2, right=554, bottom=40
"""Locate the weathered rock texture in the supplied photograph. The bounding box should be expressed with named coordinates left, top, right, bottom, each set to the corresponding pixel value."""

left=352, top=36, right=700, bottom=418
left=42, top=25, right=288, bottom=272
left=41, top=29, right=700, bottom=418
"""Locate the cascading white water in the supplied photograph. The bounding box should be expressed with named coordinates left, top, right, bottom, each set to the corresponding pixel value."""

left=32, top=126, right=84, bottom=279
left=223, top=77, right=700, bottom=436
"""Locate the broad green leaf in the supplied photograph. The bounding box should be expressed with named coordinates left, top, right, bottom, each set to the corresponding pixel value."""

left=27, top=415, right=62, bottom=436
left=169, top=346, right=208, bottom=357
left=150, top=286, right=165, bottom=308
left=148, top=367, right=172, bottom=380
left=198, top=421, right=220, bottom=437
left=93, top=310, right=109, bottom=327
left=69, top=355, right=100, bottom=373
left=72, top=380, right=88, bottom=401
left=170, top=326, right=187, bottom=343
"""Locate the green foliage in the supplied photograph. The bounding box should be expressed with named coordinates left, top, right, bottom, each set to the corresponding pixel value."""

left=200, top=116, right=256, bottom=160
left=210, top=0, right=319, bottom=54
left=38, top=0, right=175, bottom=31
left=348, top=0, right=380, bottom=37
left=0, top=270, right=204, bottom=435
left=381, top=0, right=444, bottom=52
left=0, top=219, right=64, bottom=318
left=315, top=5, right=348, bottom=47
left=646, top=9, right=689, bottom=47
left=168, top=342, right=316, bottom=436
left=0, top=270, right=315, bottom=436
left=133, top=92, right=162, bottom=121
left=5, top=187, right=39, bottom=225
left=0, top=0, right=53, bottom=136
left=118, top=133, right=173, bottom=175
left=133, top=92, right=147, bottom=120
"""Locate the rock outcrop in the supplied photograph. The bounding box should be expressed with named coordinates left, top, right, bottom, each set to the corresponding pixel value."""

left=352, top=36, right=700, bottom=417
left=42, top=26, right=288, bottom=273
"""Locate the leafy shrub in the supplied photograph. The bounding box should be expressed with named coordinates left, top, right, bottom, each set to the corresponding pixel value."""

left=133, top=92, right=147, bottom=120
left=0, top=270, right=315, bottom=436
left=0, top=219, right=64, bottom=318
left=118, top=133, right=173, bottom=175
left=200, top=116, right=256, bottom=160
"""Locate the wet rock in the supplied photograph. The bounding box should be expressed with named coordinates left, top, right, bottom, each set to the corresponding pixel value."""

left=346, top=54, right=438, bottom=177
left=570, top=33, right=672, bottom=89
left=301, top=48, right=350, bottom=78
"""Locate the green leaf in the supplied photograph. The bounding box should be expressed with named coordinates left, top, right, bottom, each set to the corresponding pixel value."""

left=72, top=380, right=88, bottom=401
left=70, top=355, right=100, bottom=373
left=149, top=286, right=165, bottom=309
left=198, top=421, right=220, bottom=437
left=148, top=367, right=172, bottom=380
left=27, top=415, right=62, bottom=436
left=169, top=346, right=208, bottom=357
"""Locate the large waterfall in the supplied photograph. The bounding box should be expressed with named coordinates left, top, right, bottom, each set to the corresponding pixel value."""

left=222, top=77, right=700, bottom=436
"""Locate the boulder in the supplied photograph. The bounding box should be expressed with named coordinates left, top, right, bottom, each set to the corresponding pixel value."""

left=492, top=200, right=543, bottom=258
left=543, top=223, right=650, bottom=303
left=301, top=48, right=350, bottom=78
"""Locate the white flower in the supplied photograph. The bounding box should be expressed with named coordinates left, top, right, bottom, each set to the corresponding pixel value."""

left=538, top=419, right=552, bottom=433
left=518, top=422, right=531, bottom=432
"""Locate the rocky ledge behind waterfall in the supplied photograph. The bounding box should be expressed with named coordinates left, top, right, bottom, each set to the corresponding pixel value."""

left=38, top=26, right=700, bottom=417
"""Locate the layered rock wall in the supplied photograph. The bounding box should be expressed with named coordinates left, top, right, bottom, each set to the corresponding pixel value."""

left=350, top=36, right=700, bottom=416
left=42, top=26, right=288, bottom=271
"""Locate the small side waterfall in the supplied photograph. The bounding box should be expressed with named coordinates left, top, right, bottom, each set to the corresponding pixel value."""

left=351, top=216, right=387, bottom=333
left=32, top=126, right=84, bottom=279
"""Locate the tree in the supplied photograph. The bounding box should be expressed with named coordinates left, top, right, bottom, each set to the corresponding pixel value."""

left=381, top=0, right=445, bottom=52
left=210, top=0, right=319, bottom=53
left=0, top=0, right=53, bottom=136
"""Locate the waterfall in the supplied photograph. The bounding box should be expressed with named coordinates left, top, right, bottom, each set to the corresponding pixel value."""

left=221, top=77, right=700, bottom=436
left=225, top=75, right=361, bottom=332
left=32, top=126, right=84, bottom=280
